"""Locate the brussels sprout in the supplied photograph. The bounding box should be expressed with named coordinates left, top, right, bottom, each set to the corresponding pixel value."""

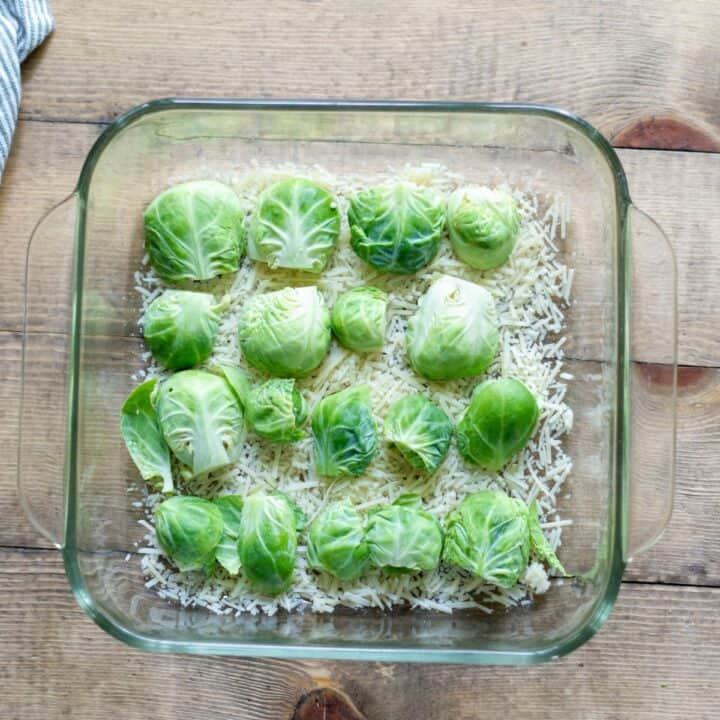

left=443, top=490, right=529, bottom=587
left=456, top=378, right=539, bottom=470
left=154, top=496, right=224, bottom=572
left=144, top=180, right=245, bottom=283
left=143, top=290, right=227, bottom=370
left=249, top=178, right=341, bottom=273
left=216, top=365, right=252, bottom=409
left=527, top=500, right=568, bottom=577
left=156, top=370, right=244, bottom=478
left=311, top=385, right=377, bottom=477
left=274, top=492, right=308, bottom=532
left=238, top=286, right=331, bottom=377
left=406, top=274, right=499, bottom=380
left=447, top=187, right=521, bottom=270
left=212, top=495, right=244, bottom=575
left=238, top=493, right=300, bottom=595
left=348, top=182, right=445, bottom=274
left=246, top=379, right=308, bottom=443
left=366, top=494, right=443, bottom=574
left=307, top=502, right=370, bottom=581
left=384, top=394, right=452, bottom=474
left=330, top=286, right=388, bottom=353
left=120, top=379, right=173, bottom=493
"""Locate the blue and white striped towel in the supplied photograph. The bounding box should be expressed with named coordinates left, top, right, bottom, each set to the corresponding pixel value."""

left=0, top=0, right=54, bottom=177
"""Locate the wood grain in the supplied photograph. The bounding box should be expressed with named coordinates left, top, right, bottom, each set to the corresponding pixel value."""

left=18, top=0, right=720, bottom=153
left=2, top=120, right=720, bottom=366
left=0, top=119, right=99, bottom=333
left=3, top=548, right=719, bottom=720
left=293, top=689, right=367, bottom=720
left=3, top=3, right=719, bottom=713
left=613, top=116, right=720, bottom=152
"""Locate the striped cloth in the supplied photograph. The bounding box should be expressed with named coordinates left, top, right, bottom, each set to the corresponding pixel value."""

left=0, top=0, right=54, bottom=177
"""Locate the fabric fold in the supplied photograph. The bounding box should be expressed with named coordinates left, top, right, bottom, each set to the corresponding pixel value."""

left=0, top=0, right=54, bottom=177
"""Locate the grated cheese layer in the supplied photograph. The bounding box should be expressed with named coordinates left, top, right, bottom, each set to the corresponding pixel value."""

left=132, top=163, right=573, bottom=617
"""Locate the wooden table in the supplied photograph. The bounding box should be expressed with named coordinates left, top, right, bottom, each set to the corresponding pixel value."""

left=3, top=2, right=719, bottom=718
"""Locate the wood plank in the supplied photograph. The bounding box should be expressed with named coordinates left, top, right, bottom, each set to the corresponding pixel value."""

left=619, top=148, right=720, bottom=368
left=624, top=364, right=720, bottom=583
left=3, top=548, right=719, bottom=720
left=2, top=120, right=720, bottom=366
left=19, top=0, right=720, bottom=152
left=3, top=331, right=720, bottom=586
left=0, top=119, right=99, bottom=333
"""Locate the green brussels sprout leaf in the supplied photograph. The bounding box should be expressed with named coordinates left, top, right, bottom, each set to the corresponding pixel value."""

left=238, top=286, right=331, bottom=377
left=406, top=274, right=499, bottom=381
left=249, top=178, right=341, bottom=273
left=528, top=500, right=568, bottom=577
left=144, top=180, right=245, bottom=283
left=307, top=502, right=369, bottom=581
left=443, top=490, right=530, bottom=588
left=390, top=493, right=424, bottom=509
left=311, top=385, right=378, bottom=477
left=214, top=536, right=241, bottom=576
left=143, top=290, right=227, bottom=370
left=275, top=493, right=308, bottom=532
left=330, top=286, right=388, bottom=353
left=349, top=182, right=445, bottom=274
left=156, top=370, right=245, bottom=478
left=211, top=495, right=244, bottom=575
left=212, top=495, right=244, bottom=532
left=447, top=186, right=521, bottom=270
left=154, top=496, right=223, bottom=573
left=366, top=495, right=443, bottom=574
left=215, top=365, right=252, bottom=409
left=384, top=394, right=452, bottom=474
left=456, top=378, right=539, bottom=470
left=246, top=379, right=308, bottom=442
left=238, top=493, right=299, bottom=595
left=120, top=379, right=173, bottom=493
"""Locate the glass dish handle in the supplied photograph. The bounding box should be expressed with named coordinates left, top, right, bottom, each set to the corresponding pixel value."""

left=17, top=194, right=78, bottom=549
left=625, top=204, right=678, bottom=561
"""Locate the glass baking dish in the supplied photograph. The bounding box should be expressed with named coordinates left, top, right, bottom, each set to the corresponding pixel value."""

left=18, top=100, right=677, bottom=664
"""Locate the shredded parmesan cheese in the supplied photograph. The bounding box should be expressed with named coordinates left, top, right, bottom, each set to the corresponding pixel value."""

left=133, top=163, right=574, bottom=616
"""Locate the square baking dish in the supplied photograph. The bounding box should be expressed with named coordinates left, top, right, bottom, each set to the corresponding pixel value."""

left=18, top=100, right=676, bottom=664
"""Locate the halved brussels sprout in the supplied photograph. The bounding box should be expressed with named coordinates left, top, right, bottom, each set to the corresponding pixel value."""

left=366, top=494, right=443, bottom=574
left=238, top=492, right=300, bottom=595
left=249, top=178, right=341, bottom=273
left=143, top=290, right=227, bottom=370
left=406, top=274, right=498, bottom=380
left=156, top=369, right=244, bottom=478
left=307, top=502, right=370, bottom=581
left=238, top=286, right=331, bottom=377
left=447, top=187, right=521, bottom=270
left=384, top=394, right=452, bottom=474
left=154, top=496, right=223, bottom=572
left=144, top=180, right=245, bottom=283
left=348, top=182, right=445, bottom=274
left=311, top=385, right=377, bottom=477
left=212, top=495, right=244, bottom=576
left=246, top=379, right=308, bottom=442
left=456, top=378, right=539, bottom=470
left=443, top=490, right=529, bottom=588
left=330, top=286, right=388, bottom=353
left=120, top=379, right=173, bottom=493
